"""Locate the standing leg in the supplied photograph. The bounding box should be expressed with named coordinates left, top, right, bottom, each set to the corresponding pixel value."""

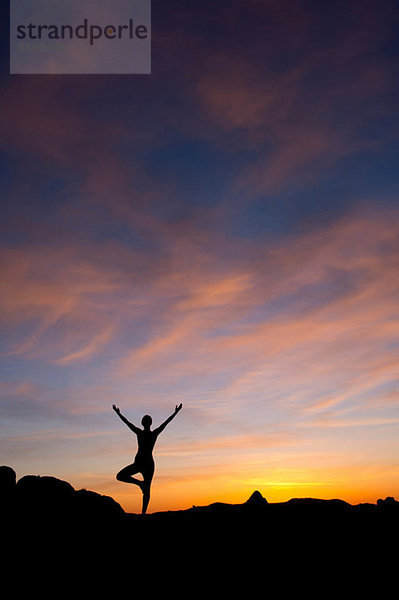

left=141, top=464, right=154, bottom=515
left=141, top=480, right=151, bottom=515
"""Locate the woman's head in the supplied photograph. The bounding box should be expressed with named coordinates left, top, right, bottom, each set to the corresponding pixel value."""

left=141, top=414, right=152, bottom=429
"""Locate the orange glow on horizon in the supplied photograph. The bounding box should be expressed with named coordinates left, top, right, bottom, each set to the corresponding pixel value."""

left=73, top=460, right=399, bottom=514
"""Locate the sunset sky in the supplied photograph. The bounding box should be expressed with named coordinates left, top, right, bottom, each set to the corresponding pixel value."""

left=1, top=0, right=399, bottom=513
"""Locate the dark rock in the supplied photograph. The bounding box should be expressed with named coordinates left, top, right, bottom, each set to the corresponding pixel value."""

left=286, top=497, right=351, bottom=511
left=16, top=474, right=75, bottom=496
left=73, top=488, right=125, bottom=521
left=0, top=466, right=17, bottom=493
left=245, top=490, right=268, bottom=506
left=0, top=466, right=17, bottom=518
left=15, top=475, right=75, bottom=525
left=377, top=496, right=399, bottom=510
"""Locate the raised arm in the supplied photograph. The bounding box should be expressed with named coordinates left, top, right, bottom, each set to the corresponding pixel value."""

left=154, top=404, right=182, bottom=435
left=112, top=405, right=140, bottom=434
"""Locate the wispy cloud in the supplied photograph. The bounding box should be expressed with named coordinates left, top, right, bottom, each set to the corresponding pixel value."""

left=2, top=207, right=399, bottom=416
left=54, top=324, right=116, bottom=365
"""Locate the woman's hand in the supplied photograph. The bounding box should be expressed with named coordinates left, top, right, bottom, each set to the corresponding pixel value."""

left=112, top=404, right=121, bottom=415
left=175, top=403, right=183, bottom=413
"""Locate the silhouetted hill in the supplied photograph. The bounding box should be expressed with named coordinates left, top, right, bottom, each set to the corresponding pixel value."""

left=1, top=465, right=126, bottom=553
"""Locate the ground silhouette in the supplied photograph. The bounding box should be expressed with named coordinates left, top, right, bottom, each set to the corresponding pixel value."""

left=2, top=465, right=398, bottom=547
left=3, top=465, right=394, bottom=594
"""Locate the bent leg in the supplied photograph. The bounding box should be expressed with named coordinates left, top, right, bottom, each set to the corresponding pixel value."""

left=116, top=463, right=144, bottom=488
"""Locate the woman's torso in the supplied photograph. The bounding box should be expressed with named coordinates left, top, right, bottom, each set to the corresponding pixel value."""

left=135, top=429, right=157, bottom=462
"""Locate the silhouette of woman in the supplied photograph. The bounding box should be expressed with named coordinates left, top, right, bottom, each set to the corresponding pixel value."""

left=113, top=403, right=183, bottom=514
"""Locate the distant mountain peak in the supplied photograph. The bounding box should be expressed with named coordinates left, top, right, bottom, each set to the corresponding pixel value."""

left=245, top=490, right=268, bottom=506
